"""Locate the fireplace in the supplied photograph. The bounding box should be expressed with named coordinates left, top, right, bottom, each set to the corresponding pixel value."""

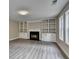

left=30, top=31, right=39, bottom=41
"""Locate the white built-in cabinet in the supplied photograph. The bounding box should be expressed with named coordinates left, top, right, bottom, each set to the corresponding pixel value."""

left=19, top=22, right=27, bottom=32
left=19, top=19, right=56, bottom=42
left=41, top=19, right=56, bottom=33
left=41, top=19, right=56, bottom=42
left=19, top=22, right=28, bottom=39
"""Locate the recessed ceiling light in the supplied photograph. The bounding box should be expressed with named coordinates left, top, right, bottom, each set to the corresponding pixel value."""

left=18, top=10, right=29, bottom=15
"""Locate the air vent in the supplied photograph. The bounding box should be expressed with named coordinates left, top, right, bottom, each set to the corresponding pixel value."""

left=52, top=0, right=57, bottom=4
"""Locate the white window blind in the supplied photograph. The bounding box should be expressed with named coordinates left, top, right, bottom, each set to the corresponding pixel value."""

left=65, top=10, right=69, bottom=44
left=59, top=15, right=64, bottom=41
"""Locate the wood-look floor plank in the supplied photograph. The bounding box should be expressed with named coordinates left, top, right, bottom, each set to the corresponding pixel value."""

left=9, top=39, right=65, bottom=59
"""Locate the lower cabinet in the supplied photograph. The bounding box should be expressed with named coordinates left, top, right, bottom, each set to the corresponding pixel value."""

left=41, top=33, right=56, bottom=42
left=19, top=32, right=29, bottom=39
left=19, top=32, right=56, bottom=42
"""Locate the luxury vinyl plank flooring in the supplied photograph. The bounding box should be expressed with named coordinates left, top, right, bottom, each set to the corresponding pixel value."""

left=9, top=39, right=65, bottom=59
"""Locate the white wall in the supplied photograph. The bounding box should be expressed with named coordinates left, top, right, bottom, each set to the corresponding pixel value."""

left=9, top=20, right=19, bottom=40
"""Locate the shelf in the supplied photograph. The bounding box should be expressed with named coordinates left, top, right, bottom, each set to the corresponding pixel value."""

left=19, top=20, right=56, bottom=33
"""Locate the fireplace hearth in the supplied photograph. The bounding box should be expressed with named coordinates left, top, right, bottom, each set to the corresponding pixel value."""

left=30, top=31, right=39, bottom=41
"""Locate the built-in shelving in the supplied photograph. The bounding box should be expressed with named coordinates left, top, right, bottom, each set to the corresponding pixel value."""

left=41, top=19, right=56, bottom=33
left=19, top=21, right=27, bottom=32
left=19, top=19, right=56, bottom=33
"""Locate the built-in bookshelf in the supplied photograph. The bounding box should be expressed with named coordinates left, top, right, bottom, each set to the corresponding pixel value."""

left=19, top=21, right=27, bottom=32
left=19, top=19, right=56, bottom=33
left=41, top=19, right=56, bottom=33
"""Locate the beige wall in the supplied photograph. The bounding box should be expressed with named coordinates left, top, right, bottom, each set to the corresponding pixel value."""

left=56, top=2, right=69, bottom=57
left=9, top=20, right=19, bottom=40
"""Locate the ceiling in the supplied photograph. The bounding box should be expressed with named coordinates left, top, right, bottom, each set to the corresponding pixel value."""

left=9, top=0, right=68, bottom=21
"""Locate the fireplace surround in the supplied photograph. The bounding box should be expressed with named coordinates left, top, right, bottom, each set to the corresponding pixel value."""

left=30, top=31, right=39, bottom=41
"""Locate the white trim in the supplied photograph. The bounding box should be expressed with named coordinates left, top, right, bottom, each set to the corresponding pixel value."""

left=48, top=19, right=49, bottom=33
left=9, top=37, right=19, bottom=41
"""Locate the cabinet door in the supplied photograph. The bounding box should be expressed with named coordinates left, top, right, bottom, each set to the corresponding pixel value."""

left=19, top=33, right=28, bottom=39
left=42, top=33, right=56, bottom=42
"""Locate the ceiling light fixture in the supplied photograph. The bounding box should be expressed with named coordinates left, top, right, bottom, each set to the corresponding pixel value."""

left=18, top=10, right=29, bottom=15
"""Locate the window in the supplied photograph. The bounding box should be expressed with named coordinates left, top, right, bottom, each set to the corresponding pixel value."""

left=65, top=10, right=69, bottom=44
left=59, top=15, right=64, bottom=41
left=59, top=10, right=69, bottom=45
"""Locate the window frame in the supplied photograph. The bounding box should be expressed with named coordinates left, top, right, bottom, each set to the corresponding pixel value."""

left=59, top=14, right=64, bottom=41
left=65, top=10, right=69, bottom=45
left=58, top=9, right=69, bottom=45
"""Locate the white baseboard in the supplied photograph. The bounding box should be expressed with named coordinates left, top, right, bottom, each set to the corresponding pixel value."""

left=9, top=37, right=19, bottom=41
